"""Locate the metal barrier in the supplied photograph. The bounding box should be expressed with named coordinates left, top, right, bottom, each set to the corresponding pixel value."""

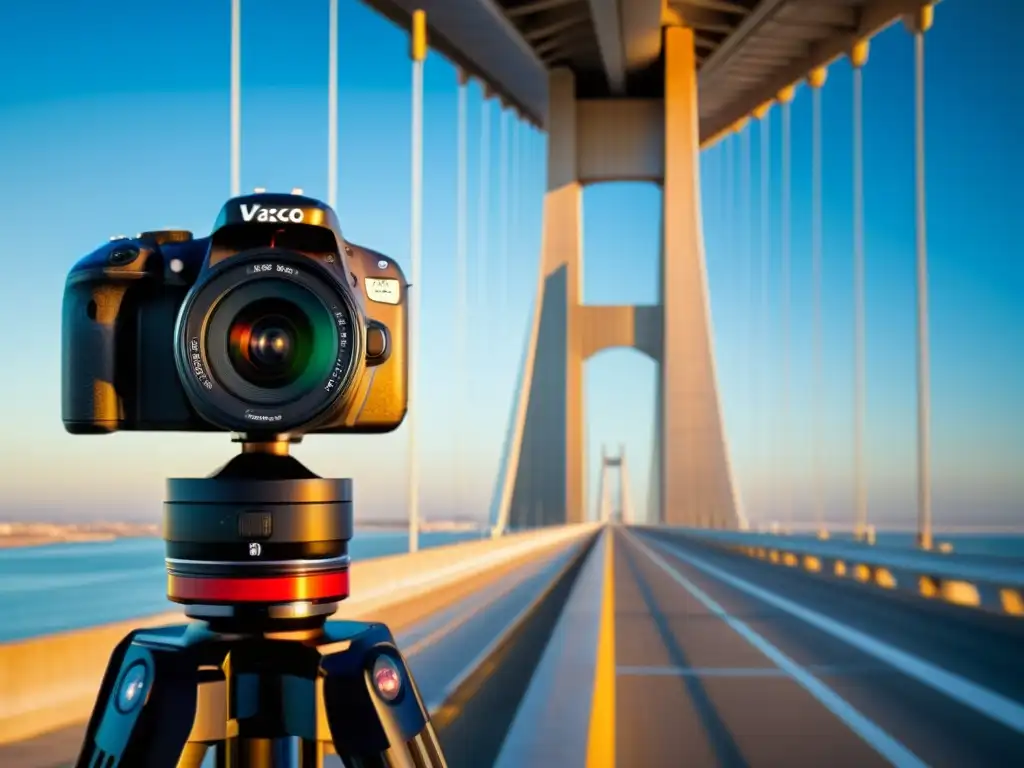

left=663, top=529, right=1024, bottom=617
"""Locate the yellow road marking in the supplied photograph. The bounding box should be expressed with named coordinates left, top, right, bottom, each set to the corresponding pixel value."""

left=586, top=526, right=616, bottom=767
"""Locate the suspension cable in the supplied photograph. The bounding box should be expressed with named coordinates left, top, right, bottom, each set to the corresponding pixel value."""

left=851, top=40, right=869, bottom=542
left=907, top=6, right=934, bottom=549
left=407, top=11, right=427, bottom=553
left=477, top=94, right=491, bottom=324
left=724, top=132, right=733, bottom=282
left=778, top=85, right=794, bottom=531
left=739, top=118, right=752, bottom=525
left=327, top=0, right=338, bottom=208
left=455, top=70, right=469, bottom=524
left=230, top=0, right=241, bottom=196
left=520, top=122, right=528, bottom=281
left=498, top=107, right=509, bottom=314
left=808, top=67, right=827, bottom=536
left=725, top=133, right=734, bottom=268
left=523, top=123, right=531, bottom=258
left=511, top=116, right=520, bottom=301
left=530, top=124, right=541, bottom=285
left=753, top=100, right=772, bottom=529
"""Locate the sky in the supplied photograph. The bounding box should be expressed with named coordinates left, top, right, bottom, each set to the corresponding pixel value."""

left=0, top=0, right=1020, bottom=529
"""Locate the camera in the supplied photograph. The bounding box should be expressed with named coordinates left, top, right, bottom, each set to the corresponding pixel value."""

left=62, top=192, right=407, bottom=437
left=61, top=194, right=450, bottom=768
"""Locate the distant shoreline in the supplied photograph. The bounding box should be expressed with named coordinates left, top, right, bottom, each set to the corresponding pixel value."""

left=0, top=520, right=483, bottom=550
left=0, top=522, right=159, bottom=550
left=0, top=533, right=121, bottom=548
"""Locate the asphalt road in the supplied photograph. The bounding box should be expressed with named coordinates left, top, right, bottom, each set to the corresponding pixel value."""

left=0, top=540, right=581, bottom=768
left=618, top=526, right=1024, bottom=767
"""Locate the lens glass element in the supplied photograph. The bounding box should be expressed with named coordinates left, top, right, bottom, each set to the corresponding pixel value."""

left=227, top=298, right=312, bottom=388
left=204, top=278, right=342, bottom=407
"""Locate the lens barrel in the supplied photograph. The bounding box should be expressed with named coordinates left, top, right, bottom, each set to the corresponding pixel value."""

left=174, top=247, right=363, bottom=435
left=163, top=453, right=353, bottom=621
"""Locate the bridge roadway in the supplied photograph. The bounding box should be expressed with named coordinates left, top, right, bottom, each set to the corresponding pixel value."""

left=616, top=527, right=1024, bottom=766
left=4, top=525, right=1024, bottom=766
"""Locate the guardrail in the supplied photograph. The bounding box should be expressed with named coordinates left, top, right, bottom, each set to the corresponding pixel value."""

left=0, top=523, right=599, bottom=746
left=667, top=529, right=1024, bottom=617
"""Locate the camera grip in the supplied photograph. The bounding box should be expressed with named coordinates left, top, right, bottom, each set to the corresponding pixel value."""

left=62, top=282, right=131, bottom=431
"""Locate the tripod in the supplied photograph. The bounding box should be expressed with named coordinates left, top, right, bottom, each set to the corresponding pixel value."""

left=75, top=442, right=448, bottom=768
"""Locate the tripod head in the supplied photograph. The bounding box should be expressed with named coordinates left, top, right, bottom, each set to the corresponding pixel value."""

left=75, top=441, right=448, bottom=768
left=165, top=438, right=353, bottom=634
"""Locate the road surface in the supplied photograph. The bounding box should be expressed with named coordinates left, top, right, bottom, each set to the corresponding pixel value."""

left=617, top=526, right=1024, bottom=767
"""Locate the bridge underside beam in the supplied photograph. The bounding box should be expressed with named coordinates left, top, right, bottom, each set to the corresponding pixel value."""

left=699, top=0, right=938, bottom=144
left=490, top=26, right=741, bottom=532
left=579, top=304, right=662, bottom=362
left=361, top=0, right=549, bottom=125
left=363, top=0, right=934, bottom=145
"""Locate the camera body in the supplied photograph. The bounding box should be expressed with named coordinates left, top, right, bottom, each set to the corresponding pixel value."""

left=62, top=193, right=408, bottom=437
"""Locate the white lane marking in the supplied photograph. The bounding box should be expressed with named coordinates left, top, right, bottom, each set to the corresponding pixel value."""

left=626, top=531, right=928, bottom=768
left=619, top=665, right=788, bottom=677
left=616, top=665, right=883, bottom=678
left=649, top=533, right=1024, bottom=736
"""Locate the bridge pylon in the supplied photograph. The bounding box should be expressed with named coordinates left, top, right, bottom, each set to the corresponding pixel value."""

left=596, top=445, right=636, bottom=524
left=489, top=26, right=744, bottom=534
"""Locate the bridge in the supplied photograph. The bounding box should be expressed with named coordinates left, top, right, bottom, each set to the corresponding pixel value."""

left=1, top=0, right=1023, bottom=766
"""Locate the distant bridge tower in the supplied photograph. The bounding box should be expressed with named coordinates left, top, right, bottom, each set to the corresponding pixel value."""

left=596, top=445, right=635, bottom=525
left=489, top=27, right=743, bottom=534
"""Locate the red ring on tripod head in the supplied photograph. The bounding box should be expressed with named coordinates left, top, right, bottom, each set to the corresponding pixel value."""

left=168, top=570, right=349, bottom=604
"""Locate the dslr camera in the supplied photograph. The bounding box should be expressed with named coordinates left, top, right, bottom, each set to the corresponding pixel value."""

left=62, top=197, right=448, bottom=767
left=62, top=192, right=407, bottom=437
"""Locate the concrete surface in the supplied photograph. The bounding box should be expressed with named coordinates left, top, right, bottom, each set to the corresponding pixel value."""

left=0, top=524, right=596, bottom=747
left=0, top=537, right=586, bottom=767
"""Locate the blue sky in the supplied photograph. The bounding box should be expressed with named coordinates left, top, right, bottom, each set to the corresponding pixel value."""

left=0, top=0, right=1020, bottom=529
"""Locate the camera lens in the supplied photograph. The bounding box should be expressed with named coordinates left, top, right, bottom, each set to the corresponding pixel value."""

left=227, top=298, right=312, bottom=389
left=175, top=248, right=363, bottom=433
left=206, top=280, right=341, bottom=407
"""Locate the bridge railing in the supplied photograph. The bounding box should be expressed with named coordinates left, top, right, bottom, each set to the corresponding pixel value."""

left=654, top=528, right=1024, bottom=617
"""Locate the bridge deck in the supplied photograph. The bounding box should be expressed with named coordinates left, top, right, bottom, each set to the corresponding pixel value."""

left=624, top=528, right=1024, bottom=766
left=0, top=539, right=586, bottom=768
left=6, top=526, right=1024, bottom=767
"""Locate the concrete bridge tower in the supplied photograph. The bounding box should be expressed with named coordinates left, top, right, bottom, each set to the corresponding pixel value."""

left=596, top=445, right=636, bottom=525
left=490, top=27, right=742, bottom=532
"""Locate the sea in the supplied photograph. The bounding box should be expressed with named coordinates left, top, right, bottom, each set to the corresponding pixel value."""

left=2, top=528, right=1023, bottom=644
left=0, top=530, right=481, bottom=643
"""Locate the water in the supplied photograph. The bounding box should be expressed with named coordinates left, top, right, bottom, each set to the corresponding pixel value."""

left=0, top=530, right=481, bottom=643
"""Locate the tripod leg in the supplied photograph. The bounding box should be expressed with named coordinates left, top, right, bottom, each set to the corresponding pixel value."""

left=76, top=630, right=138, bottom=765
left=319, top=622, right=447, bottom=768
left=177, top=743, right=209, bottom=768
left=75, top=621, right=449, bottom=768
left=75, top=625, right=201, bottom=768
